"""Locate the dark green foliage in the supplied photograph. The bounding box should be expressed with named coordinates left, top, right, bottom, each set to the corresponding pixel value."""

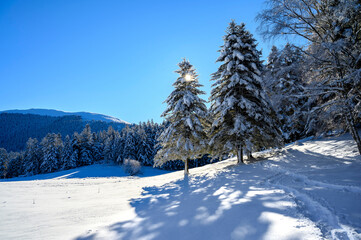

left=0, top=113, right=126, bottom=152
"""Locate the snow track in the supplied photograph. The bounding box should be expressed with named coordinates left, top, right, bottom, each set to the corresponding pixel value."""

left=262, top=163, right=361, bottom=240
left=263, top=162, right=361, bottom=194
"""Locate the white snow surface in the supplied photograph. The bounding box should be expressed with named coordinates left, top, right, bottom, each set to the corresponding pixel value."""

left=0, top=108, right=129, bottom=124
left=1, top=133, right=361, bottom=240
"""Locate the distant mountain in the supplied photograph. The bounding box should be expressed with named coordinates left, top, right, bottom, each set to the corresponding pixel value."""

left=0, top=108, right=129, bottom=124
left=0, top=110, right=129, bottom=152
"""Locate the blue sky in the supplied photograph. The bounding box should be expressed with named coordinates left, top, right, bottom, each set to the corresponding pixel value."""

left=0, top=0, right=281, bottom=123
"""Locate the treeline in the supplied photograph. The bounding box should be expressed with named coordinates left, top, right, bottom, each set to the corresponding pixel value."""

left=0, top=121, right=216, bottom=178
left=0, top=113, right=127, bottom=152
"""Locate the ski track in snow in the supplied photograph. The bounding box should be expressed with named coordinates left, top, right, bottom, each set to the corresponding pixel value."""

left=262, top=162, right=361, bottom=240
left=263, top=162, right=361, bottom=194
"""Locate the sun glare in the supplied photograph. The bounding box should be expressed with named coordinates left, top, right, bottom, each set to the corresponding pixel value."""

left=185, top=74, right=192, bottom=81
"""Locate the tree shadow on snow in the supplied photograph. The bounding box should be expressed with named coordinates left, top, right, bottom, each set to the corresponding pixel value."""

left=1, top=164, right=170, bottom=182
left=76, top=164, right=316, bottom=240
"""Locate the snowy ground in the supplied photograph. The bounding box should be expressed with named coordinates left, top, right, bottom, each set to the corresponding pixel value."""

left=1, top=134, right=361, bottom=240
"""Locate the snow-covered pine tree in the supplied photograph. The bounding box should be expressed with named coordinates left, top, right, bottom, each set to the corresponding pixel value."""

left=91, top=132, right=103, bottom=162
left=40, top=133, right=63, bottom=173
left=265, top=46, right=279, bottom=79
left=78, top=124, right=93, bottom=166
left=209, top=21, right=281, bottom=164
left=69, top=150, right=79, bottom=168
left=123, top=126, right=137, bottom=161
left=6, top=152, right=24, bottom=178
left=135, top=125, right=149, bottom=165
left=0, top=148, right=8, bottom=178
left=113, top=135, right=125, bottom=164
left=61, top=135, right=76, bottom=170
left=154, top=59, right=208, bottom=176
left=70, top=132, right=81, bottom=167
left=265, top=43, right=308, bottom=142
left=103, top=126, right=119, bottom=162
left=23, top=138, right=42, bottom=175
left=142, top=121, right=158, bottom=166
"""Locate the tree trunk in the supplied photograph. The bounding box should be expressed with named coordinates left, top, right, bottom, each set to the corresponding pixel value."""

left=346, top=114, right=361, bottom=155
left=247, top=151, right=254, bottom=161
left=237, top=146, right=244, bottom=164
left=184, top=158, right=189, bottom=177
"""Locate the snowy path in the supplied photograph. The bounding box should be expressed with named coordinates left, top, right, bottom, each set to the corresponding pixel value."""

left=262, top=164, right=361, bottom=239
left=1, top=134, right=361, bottom=239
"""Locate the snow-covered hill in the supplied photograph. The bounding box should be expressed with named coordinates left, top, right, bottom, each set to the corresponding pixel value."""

left=0, top=108, right=129, bottom=124
left=1, top=133, right=360, bottom=240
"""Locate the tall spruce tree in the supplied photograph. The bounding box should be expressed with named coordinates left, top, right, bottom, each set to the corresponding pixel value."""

left=0, top=148, right=8, bottom=178
left=92, top=132, right=103, bottom=162
left=23, top=138, right=42, bottom=175
left=142, top=121, right=158, bottom=166
left=61, top=135, right=76, bottom=170
left=78, top=124, right=93, bottom=166
left=40, top=133, right=63, bottom=173
left=7, top=152, right=24, bottom=178
left=70, top=132, right=81, bottom=167
left=123, top=126, right=137, bottom=161
left=209, top=21, right=281, bottom=164
left=136, top=126, right=150, bottom=165
left=155, top=59, right=208, bottom=176
left=265, top=43, right=308, bottom=142
left=103, top=126, right=119, bottom=162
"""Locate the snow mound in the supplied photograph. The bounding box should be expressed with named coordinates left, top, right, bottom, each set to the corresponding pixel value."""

left=1, top=108, right=129, bottom=124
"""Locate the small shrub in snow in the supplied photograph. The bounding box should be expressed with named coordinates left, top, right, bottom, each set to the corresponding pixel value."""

left=123, top=159, right=141, bottom=176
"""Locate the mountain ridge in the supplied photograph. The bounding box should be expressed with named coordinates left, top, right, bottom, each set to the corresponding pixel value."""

left=0, top=111, right=128, bottom=152
left=0, top=108, right=129, bottom=124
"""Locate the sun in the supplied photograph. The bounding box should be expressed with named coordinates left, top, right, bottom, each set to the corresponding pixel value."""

left=184, top=74, right=192, bottom=82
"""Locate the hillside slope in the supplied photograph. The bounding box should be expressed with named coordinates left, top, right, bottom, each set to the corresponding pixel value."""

left=1, top=109, right=129, bottom=124
left=1, top=133, right=360, bottom=240
left=0, top=113, right=127, bottom=152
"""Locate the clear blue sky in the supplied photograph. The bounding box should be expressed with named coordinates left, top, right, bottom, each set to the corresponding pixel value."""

left=0, top=0, right=280, bottom=123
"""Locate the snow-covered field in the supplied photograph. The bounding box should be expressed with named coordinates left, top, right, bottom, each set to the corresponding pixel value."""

left=1, top=134, right=361, bottom=240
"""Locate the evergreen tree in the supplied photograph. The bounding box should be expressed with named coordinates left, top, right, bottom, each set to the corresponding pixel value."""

left=155, top=59, right=208, bottom=176
left=61, top=135, right=76, bottom=170
left=70, top=132, right=81, bottom=167
left=136, top=126, right=150, bottom=165
left=123, top=126, right=137, bottom=161
left=70, top=149, right=79, bottom=168
left=92, top=132, right=103, bottom=162
left=265, top=43, right=308, bottom=142
left=23, top=138, right=42, bottom=175
left=7, top=152, right=24, bottom=178
left=209, top=21, right=281, bottom=164
left=78, top=124, right=93, bottom=166
left=40, top=133, right=63, bottom=173
left=142, top=121, right=158, bottom=166
left=103, top=126, right=119, bottom=162
left=114, top=135, right=125, bottom=164
left=0, top=148, right=8, bottom=178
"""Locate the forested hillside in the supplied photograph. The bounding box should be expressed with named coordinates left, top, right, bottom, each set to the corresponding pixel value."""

left=0, top=113, right=126, bottom=152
